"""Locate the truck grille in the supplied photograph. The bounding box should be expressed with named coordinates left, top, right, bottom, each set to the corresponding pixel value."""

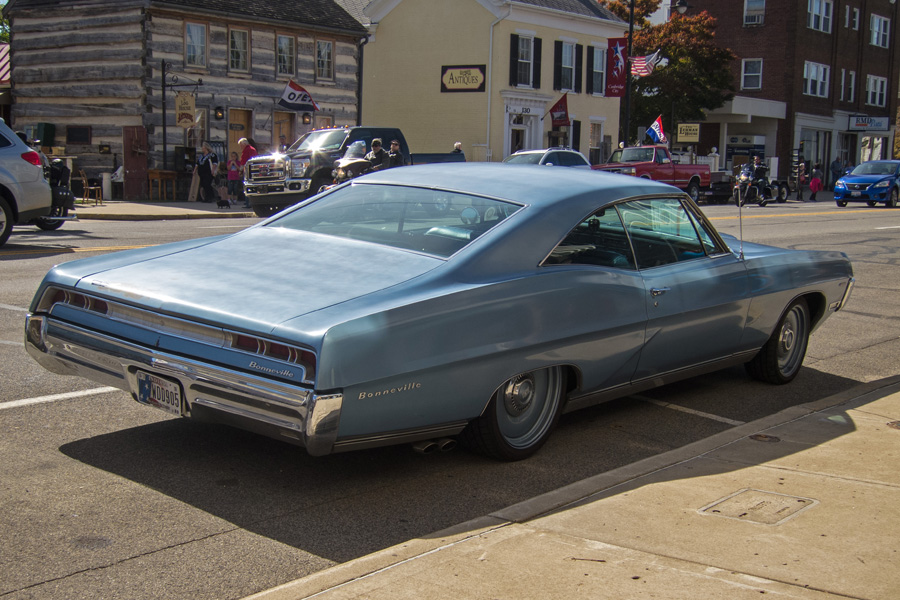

left=247, top=158, right=287, bottom=183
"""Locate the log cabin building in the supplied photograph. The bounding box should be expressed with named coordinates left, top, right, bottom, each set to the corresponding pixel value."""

left=2, top=0, right=366, bottom=200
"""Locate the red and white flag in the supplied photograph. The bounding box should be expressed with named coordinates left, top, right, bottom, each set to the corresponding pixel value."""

left=630, top=50, right=661, bottom=77
left=277, top=80, right=320, bottom=112
left=549, top=93, right=569, bottom=127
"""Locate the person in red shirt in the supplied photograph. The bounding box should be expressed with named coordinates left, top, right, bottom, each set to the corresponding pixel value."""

left=238, top=138, right=257, bottom=208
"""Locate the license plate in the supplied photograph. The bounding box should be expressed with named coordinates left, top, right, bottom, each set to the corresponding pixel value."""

left=851, top=191, right=861, bottom=197
left=136, top=371, right=183, bottom=416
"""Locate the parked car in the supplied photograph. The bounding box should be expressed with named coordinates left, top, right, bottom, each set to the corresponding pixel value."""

left=0, top=118, right=68, bottom=247
left=833, top=160, right=900, bottom=207
left=502, top=147, right=591, bottom=168
left=25, top=165, right=854, bottom=461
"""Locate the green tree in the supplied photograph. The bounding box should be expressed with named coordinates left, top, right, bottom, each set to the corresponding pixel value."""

left=598, top=2, right=735, bottom=144
left=0, top=4, right=8, bottom=43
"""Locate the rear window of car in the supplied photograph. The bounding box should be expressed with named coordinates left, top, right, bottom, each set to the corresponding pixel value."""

left=268, top=182, right=521, bottom=258
left=503, top=153, right=542, bottom=165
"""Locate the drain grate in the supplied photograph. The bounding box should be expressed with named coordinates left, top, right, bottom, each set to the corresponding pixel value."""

left=699, top=488, right=818, bottom=525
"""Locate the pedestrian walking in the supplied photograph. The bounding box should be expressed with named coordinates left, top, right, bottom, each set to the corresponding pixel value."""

left=795, top=163, right=806, bottom=200
left=830, top=156, right=843, bottom=190
left=226, top=151, right=241, bottom=205
left=809, top=163, right=823, bottom=202
left=238, top=138, right=257, bottom=208
left=196, top=142, right=219, bottom=203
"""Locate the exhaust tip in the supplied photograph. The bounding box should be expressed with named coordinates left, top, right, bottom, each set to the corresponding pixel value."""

left=412, top=440, right=439, bottom=454
left=437, top=437, right=457, bottom=452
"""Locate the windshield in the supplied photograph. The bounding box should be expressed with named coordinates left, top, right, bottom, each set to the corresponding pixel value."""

left=608, top=148, right=654, bottom=163
left=850, top=162, right=899, bottom=176
left=503, top=153, right=543, bottom=165
left=267, top=183, right=521, bottom=258
left=343, top=140, right=367, bottom=159
left=290, top=129, right=349, bottom=153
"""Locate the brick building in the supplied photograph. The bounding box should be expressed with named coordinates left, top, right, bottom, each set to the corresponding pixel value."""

left=684, top=0, right=899, bottom=181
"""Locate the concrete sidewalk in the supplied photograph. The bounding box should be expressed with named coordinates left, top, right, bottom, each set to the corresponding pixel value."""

left=72, top=200, right=258, bottom=220
left=245, top=377, right=900, bottom=600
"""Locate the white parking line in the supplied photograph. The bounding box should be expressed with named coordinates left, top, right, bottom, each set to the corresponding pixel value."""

left=0, top=303, right=27, bottom=312
left=2, top=387, right=121, bottom=410
left=633, top=395, right=746, bottom=426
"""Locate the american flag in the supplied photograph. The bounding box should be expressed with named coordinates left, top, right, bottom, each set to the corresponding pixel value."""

left=630, top=50, right=661, bottom=77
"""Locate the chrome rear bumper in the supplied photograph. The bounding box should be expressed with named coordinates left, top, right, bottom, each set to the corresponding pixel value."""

left=24, top=314, right=341, bottom=456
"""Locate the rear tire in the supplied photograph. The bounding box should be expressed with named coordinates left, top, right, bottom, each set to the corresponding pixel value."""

left=461, top=367, right=565, bottom=461
left=777, top=184, right=788, bottom=203
left=745, top=298, right=810, bottom=384
left=34, top=205, right=67, bottom=231
left=685, top=181, right=700, bottom=203
left=0, top=197, right=12, bottom=247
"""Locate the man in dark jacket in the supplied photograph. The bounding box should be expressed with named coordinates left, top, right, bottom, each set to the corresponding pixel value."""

left=365, top=138, right=387, bottom=170
left=385, top=139, right=407, bottom=169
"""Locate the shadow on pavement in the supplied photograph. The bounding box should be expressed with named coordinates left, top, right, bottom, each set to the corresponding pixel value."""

left=59, top=366, right=860, bottom=564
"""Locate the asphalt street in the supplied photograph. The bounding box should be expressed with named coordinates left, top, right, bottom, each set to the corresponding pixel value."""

left=1, top=202, right=897, bottom=599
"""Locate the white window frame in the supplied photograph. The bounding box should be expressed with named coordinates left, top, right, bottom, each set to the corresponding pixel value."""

left=803, top=61, right=830, bottom=97
left=807, top=0, right=833, bottom=33
left=870, top=15, right=890, bottom=48
left=852, top=8, right=860, bottom=30
left=560, top=41, right=575, bottom=91
left=847, top=70, right=856, bottom=102
left=276, top=34, right=296, bottom=77
left=517, top=36, right=534, bottom=88
left=741, top=58, right=762, bottom=89
left=866, top=75, right=887, bottom=107
left=316, top=39, right=334, bottom=81
left=185, top=22, right=207, bottom=68
left=592, top=46, right=606, bottom=95
left=229, top=28, right=250, bottom=73
left=744, top=0, right=765, bottom=25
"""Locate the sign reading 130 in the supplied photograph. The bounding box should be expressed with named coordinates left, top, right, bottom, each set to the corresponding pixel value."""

left=506, top=106, right=532, bottom=115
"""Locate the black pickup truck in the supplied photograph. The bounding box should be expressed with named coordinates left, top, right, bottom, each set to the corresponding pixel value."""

left=243, top=126, right=465, bottom=217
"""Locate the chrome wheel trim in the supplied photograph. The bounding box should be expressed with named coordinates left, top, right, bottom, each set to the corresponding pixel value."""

left=776, top=304, right=808, bottom=377
left=496, top=367, right=562, bottom=450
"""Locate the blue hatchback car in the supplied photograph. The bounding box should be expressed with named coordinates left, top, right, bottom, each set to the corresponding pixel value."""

left=833, top=160, right=900, bottom=207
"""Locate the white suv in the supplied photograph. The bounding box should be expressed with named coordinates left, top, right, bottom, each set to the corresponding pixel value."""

left=0, top=119, right=56, bottom=247
left=502, top=148, right=592, bottom=168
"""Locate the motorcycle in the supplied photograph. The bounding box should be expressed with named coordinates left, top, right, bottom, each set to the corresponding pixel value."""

left=733, top=162, right=772, bottom=207
left=323, top=140, right=372, bottom=192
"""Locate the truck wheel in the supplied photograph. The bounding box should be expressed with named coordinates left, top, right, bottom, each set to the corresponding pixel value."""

left=252, top=204, right=278, bottom=218
left=0, top=197, right=12, bottom=247
left=34, top=205, right=67, bottom=231
left=685, top=181, right=700, bottom=203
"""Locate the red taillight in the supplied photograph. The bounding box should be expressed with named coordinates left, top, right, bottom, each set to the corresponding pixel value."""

left=234, top=335, right=261, bottom=352
left=21, top=151, right=42, bottom=166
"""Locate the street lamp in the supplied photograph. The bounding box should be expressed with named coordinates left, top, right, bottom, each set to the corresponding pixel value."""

left=673, top=0, right=690, bottom=14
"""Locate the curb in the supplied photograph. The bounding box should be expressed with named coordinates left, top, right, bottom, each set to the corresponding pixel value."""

left=242, top=374, right=900, bottom=600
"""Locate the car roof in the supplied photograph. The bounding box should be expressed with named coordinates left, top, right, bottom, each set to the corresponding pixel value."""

left=350, top=162, right=675, bottom=209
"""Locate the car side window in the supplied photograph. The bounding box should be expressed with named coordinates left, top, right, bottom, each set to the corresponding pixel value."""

left=683, top=202, right=727, bottom=255
left=542, top=152, right=560, bottom=166
left=0, top=132, right=11, bottom=148
left=543, top=207, right=636, bottom=269
left=615, top=198, right=706, bottom=269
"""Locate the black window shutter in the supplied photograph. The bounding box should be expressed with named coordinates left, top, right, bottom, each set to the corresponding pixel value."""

left=553, top=40, right=562, bottom=91
left=509, top=34, right=519, bottom=86
left=572, top=120, right=582, bottom=152
left=574, top=44, right=583, bottom=93
left=586, top=47, right=594, bottom=95
left=533, top=38, right=542, bottom=89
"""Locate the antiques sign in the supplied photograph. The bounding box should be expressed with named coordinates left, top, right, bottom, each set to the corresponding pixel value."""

left=176, top=92, right=196, bottom=128
left=441, top=65, right=486, bottom=93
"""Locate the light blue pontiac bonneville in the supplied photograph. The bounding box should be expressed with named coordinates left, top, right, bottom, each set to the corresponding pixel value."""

left=25, top=164, right=854, bottom=460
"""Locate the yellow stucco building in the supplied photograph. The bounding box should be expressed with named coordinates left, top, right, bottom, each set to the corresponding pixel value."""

left=360, top=0, right=627, bottom=163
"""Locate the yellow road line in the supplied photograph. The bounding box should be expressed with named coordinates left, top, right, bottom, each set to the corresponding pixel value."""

left=0, top=245, right=150, bottom=257
left=707, top=208, right=886, bottom=221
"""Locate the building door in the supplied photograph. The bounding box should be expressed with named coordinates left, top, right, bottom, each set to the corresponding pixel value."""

left=274, top=111, right=295, bottom=148
left=228, top=109, right=252, bottom=158
left=122, top=126, right=148, bottom=201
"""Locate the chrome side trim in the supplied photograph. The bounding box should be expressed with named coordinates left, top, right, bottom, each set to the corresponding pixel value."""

left=25, top=314, right=342, bottom=455
left=835, top=277, right=855, bottom=311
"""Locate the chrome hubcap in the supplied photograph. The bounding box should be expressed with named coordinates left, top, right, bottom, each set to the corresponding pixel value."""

left=503, top=374, right=535, bottom=417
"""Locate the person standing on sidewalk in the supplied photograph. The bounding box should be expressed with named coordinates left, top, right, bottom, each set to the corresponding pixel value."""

left=809, top=163, right=823, bottom=202
left=196, top=142, right=219, bottom=203
left=238, top=138, right=257, bottom=209
left=226, top=151, right=241, bottom=205
left=795, top=163, right=806, bottom=201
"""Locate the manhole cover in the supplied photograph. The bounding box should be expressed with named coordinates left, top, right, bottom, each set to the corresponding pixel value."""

left=699, top=488, right=818, bottom=525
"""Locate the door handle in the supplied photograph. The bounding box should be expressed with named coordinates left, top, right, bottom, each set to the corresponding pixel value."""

left=650, top=287, right=670, bottom=297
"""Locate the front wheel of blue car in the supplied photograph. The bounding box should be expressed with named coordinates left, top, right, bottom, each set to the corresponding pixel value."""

left=746, top=298, right=810, bottom=385
left=461, top=367, right=565, bottom=461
